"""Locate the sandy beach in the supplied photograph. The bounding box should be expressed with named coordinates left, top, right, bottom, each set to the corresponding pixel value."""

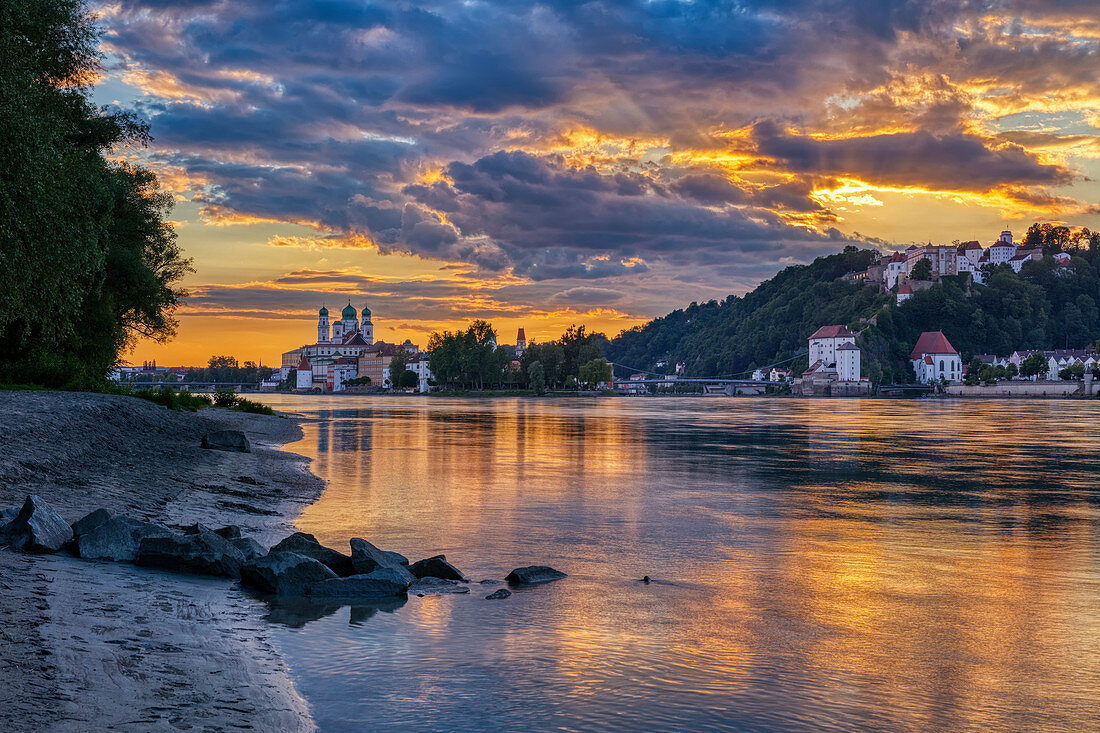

left=0, top=390, right=323, bottom=732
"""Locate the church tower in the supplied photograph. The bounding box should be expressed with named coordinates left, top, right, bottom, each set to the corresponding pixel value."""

left=317, top=306, right=330, bottom=344
left=361, top=306, right=373, bottom=345
left=516, top=327, right=527, bottom=357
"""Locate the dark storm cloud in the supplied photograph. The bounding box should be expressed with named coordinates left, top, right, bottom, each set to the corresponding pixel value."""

left=753, top=121, right=1072, bottom=191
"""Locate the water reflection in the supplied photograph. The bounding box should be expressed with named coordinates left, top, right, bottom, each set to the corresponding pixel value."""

left=260, top=594, right=407, bottom=628
left=257, top=396, right=1100, bottom=732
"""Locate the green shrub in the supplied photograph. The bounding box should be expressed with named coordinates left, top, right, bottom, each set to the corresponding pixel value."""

left=212, top=388, right=238, bottom=408
left=133, top=386, right=212, bottom=411
left=233, top=397, right=274, bottom=415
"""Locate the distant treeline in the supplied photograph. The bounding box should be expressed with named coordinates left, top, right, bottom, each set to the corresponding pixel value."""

left=0, top=0, right=189, bottom=387
left=427, top=321, right=611, bottom=391
left=606, top=225, right=1100, bottom=384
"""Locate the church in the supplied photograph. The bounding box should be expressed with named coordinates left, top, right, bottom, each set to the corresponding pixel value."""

left=280, top=303, right=375, bottom=389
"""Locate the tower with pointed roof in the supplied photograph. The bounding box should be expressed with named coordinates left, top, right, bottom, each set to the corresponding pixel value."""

left=360, top=306, right=373, bottom=344
left=317, top=305, right=330, bottom=344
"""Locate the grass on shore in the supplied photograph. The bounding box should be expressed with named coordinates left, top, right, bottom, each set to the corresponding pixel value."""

left=0, top=381, right=276, bottom=414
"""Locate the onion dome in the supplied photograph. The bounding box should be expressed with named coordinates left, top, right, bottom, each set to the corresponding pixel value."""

left=362, top=306, right=371, bottom=318
left=341, top=302, right=357, bottom=319
left=319, top=306, right=328, bottom=316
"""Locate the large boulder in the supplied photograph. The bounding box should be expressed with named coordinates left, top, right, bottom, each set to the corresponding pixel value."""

left=229, top=536, right=265, bottom=561
left=135, top=530, right=247, bottom=578
left=213, top=525, right=242, bottom=540
left=201, top=430, right=251, bottom=453
left=71, top=508, right=112, bottom=538
left=271, top=532, right=354, bottom=576
left=409, top=577, right=470, bottom=595
left=307, top=568, right=412, bottom=600
left=505, top=566, right=567, bottom=586
left=350, top=537, right=413, bottom=581
left=408, top=554, right=466, bottom=582
left=78, top=516, right=175, bottom=562
left=1, top=506, right=22, bottom=525
left=2, top=496, right=72, bottom=553
left=485, top=588, right=512, bottom=600
left=240, top=552, right=338, bottom=596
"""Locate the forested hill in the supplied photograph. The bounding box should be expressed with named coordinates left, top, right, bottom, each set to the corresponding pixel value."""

left=606, top=235, right=1100, bottom=384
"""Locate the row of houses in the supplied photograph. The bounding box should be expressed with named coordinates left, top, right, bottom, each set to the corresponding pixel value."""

left=845, top=230, right=1075, bottom=298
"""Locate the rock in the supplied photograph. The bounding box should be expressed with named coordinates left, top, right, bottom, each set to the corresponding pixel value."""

left=409, top=554, right=466, bottom=582
left=307, top=568, right=412, bottom=600
left=71, top=508, right=112, bottom=538
left=641, top=575, right=651, bottom=584
left=135, top=530, right=247, bottom=578
left=240, top=552, right=338, bottom=596
left=3, top=495, right=73, bottom=553
left=479, top=579, right=505, bottom=586
left=409, top=577, right=471, bottom=595
left=485, top=588, right=512, bottom=600
left=181, top=522, right=213, bottom=535
left=0, top=506, right=18, bottom=525
left=78, top=516, right=175, bottom=562
left=349, top=537, right=413, bottom=581
left=201, top=430, right=251, bottom=453
left=229, top=536, right=265, bottom=561
left=505, top=565, right=567, bottom=586
left=271, top=532, right=354, bottom=576
left=213, top=525, right=242, bottom=540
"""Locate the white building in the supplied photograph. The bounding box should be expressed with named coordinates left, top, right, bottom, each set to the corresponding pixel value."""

left=896, top=283, right=913, bottom=303
left=295, top=355, right=313, bottom=390
left=808, top=325, right=856, bottom=365
left=911, top=331, right=961, bottom=384
left=884, top=251, right=907, bottom=288
left=282, top=302, right=377, bottom=388
left=1008, top=248, right=1042, bottom=273
left=835, top=342, right=861, bottom=382
left=805, top=325, right=861, bottom=383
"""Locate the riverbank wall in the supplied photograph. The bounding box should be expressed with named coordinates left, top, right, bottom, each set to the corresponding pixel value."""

left=944, top=380, right=1094, bottom=398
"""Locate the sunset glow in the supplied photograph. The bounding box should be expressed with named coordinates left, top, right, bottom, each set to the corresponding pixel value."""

left=93, top=1, right=1100, bottom=364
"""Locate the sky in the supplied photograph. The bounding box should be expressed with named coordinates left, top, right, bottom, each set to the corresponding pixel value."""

left=91, top=0, right=1100, bottom=366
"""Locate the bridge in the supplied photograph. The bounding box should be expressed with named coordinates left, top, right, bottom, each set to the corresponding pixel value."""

left=608, top=352, right=808, bottom=395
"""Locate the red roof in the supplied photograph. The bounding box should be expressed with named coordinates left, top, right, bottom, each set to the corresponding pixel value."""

left=898, top=284, right=913, bottom=294
left=924, top=355, right=934, bottom=365
left=964, top=240, right=982, bottom=250
left=809, top=325, right=854, bottom=339
left=889, top=251, right=906, bottom=263
left=297, top=355, right=310, bottom=370
left=911, top=331, right=958, bottom=359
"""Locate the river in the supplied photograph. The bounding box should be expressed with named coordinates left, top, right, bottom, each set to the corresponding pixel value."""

left=256, top=395, right=1100, bottom=732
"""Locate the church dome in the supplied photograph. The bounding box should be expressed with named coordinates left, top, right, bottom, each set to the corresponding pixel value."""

left=319, top=306, right=328, bottom=316
left=362, top=306, right=371, bottom=318
left=341, top=303, right=357, bottom=319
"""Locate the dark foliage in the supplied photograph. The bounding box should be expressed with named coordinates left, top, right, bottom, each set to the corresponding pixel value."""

left=0, top=0, right=190, bottom=387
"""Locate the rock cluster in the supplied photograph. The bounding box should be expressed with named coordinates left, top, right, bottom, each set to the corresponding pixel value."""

left=1, top=495, right=568, bottom=606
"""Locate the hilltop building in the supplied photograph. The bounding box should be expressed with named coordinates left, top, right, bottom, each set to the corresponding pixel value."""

left=911, top=331, right=961, bottom=384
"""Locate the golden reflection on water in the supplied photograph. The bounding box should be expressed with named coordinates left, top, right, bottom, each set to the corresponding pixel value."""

left=259, top=395, right=1100, bottom=732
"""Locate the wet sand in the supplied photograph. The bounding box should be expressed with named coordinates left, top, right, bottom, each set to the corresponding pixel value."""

left=0, top=390, right=322, bottom=732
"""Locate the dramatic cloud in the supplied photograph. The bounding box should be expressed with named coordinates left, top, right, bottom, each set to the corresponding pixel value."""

left=93, top=0, right=1100, bottom=361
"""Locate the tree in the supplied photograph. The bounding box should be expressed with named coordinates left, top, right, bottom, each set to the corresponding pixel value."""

left=1020, top=353, right=1047, bottom=379
left=910, top=258, right=932, bottom=281
left=578, top=357, right=612, bottom=388
left=1005, top=362, right=1018, bottom=379
left=527, top=361, right=546, bottom=395
left=0, top=0, right=190, bottom=386
left=396, top=369, right=418, bottom=389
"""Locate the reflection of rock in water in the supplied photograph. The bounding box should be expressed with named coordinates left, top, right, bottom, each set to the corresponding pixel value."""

left=261, top=594, right=407, bottom=628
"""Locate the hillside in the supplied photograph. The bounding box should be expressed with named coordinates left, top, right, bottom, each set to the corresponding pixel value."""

left=606, top=237, right=1100, bottom=384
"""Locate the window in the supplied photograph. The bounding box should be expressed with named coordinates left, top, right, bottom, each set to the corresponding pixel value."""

left=939, top=360, right=944, bottom=371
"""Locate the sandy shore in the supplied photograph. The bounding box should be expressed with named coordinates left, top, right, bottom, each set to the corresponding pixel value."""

left=0, top=390, right=324, bottom=732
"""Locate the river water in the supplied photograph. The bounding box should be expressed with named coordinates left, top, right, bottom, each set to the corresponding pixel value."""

left=256, top=395, right=1100, bottom=732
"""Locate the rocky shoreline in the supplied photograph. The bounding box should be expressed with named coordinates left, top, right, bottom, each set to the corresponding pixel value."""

left=0, top=390, right=324, bottom=732
left=0, top=391, right=570, bottom=732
